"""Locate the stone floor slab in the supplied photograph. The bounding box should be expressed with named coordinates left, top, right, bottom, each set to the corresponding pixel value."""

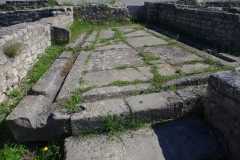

left=141, top=45, right=202, bottom=64
left=181, top=63, right=209, bottom=73
left=82, top=83, right=154, bottom=102
left=157, top=63, right=176, bottom=76
left=87, top=49, right=144, bottom=72
left=57, top=51, right=90, bottom=102
left=138, top=66, right=154, bottom=79
left=98, top=29, right=115, bottom=41
left=125, top=91, right=183, bottom=122
left=124, top=30, right=152, bottom=38
left=82, top=68, right=148, bottom=88
left=117, top=26, right=139, bottom=33
left=127, top=36, right=168, bottom=48
left=64, top=118, right=225, bottom=160
left=71, top=98, right=129, bottom=134
left=95, top=43, right=130, bottom=51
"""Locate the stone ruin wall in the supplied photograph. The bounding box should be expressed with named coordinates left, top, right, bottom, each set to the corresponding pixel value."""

left=73, top=4, right=129, bottom=23
left=145, top=2, right=240, bottom=54
left=204, top=69, right=240, bottom=159
left=0, top=7, right=74, bottom=103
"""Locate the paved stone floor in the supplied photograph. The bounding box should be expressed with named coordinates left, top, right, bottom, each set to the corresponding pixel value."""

left=7, top=24, right=239, bottom=158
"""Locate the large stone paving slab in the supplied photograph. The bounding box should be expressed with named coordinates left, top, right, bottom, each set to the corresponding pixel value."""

left=82, top=68, right=148, bottom=88
left=64, top=118, right=226, bottom=160
left=181, top=63, right=210, bottom=74
left=127, top=36, right=168, bottom=48
left=125, top=91, right=183, bottom=122
left=124, top=30, right=152, bottom=38
left=98, top=29, right=115, bottom=41
left=87, top=49, right=144, bottom=71
left=141, top=45, right=202, bottom=64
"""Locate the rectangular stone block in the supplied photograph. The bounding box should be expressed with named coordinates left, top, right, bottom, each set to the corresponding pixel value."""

left=125, top=91, right=183, bottom=122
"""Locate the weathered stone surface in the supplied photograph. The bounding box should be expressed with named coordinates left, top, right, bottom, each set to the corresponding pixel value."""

left=124, top=30, right=152, bottom=38
left=31, top=56, right=71, bottom=100
left=64, top=118, right=226, bottom=160
left=57, top=51, right=90, bottom=102
left=181, top=63, right=209, bottom=74
left=82, top=68, right=148, bottom=88
left=66, top=32, right=87, bottom=49
left=6, top=96, right=71, bottom=142
left=99, top=29, right=115, bottom=41
left=96, top=43, right=130, bottom=51
left=82, top=31, right=97, bottom=48
left=157, top=63, right=176, bottom=76
left=138, top=66, right=154, bottom=79
left=127, top=36, right=168, bottom=48
left=125, top=91, right=183, bottom=121
left=207, top=68, right=240, bottom=103
left=71, top=98, right=129, bottom=134
left=87, top=49, right=144, bottom=71
left=82, top=83, right=154, bottom=102
left=117, top=26, right=138, bottom=33
left=51, top=26, right=70, bottom=45
left=162, top=72, right=211, bottom=88
left=177, top=85, right=207, bottom=113
left=140, top=45, right=201, bottom=64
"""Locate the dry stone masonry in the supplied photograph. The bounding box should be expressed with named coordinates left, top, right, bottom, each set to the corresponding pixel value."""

left=73, top=4, right=129, bottom=23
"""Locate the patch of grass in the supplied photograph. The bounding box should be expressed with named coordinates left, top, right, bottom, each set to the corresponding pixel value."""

left=112, top=28, right=133, bottom=48
left=105, top=80, right=148, bottom=87
left=169, top=85, right=177, bottom=92
left=7, top=90, right=20, bottom=99
left=176, top=68, right=183, bottom=75
left=82, top=70, right=89, bottom=76
left=183, top=59, right=200, bottom=64
left=198, top=77, right=208, bottom=85
left=138, top=52, right=160, bottom=65
left=135, top=90, right=141, bottom=95
left=109, top=0, right=116, bottom=5
left=3, top=42, right=23, bottom=58
left=34, top=142, right=61, bottom=160
left=0, top=144, right=30, bottom=160
left=61, top=93, right=84, bottom=113
left=78, top=78, right=85, bottom=85
left=84, top=54, right=91, bottom=64
left=75, top=113, right=144, bottom=142
left=63, top=2, right=74, bottom=6
left=115, top=65, right=138, bottom=71
left=151, top=65, right=180, bottom=91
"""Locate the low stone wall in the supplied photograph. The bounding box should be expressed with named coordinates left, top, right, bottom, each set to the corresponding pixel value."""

left=0, top=0, right=49, bottom=11
left=145, top=2, right=240, bottom=54
left=204, top=69, right=240, bottom=159
left=56, top=0, right=111, bottom=5
left=0, top=7, right=73, bottom=27
left=0, top=7, right=73, bottom=103
left=127, top=5, right=145, bottom=21
left=73, top=4, right=129, bottom=23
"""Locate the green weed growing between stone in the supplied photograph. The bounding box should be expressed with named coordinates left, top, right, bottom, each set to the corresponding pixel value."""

left=3, top=42, right=22, bottom=58
left=138, top=52, right=160, bottom=65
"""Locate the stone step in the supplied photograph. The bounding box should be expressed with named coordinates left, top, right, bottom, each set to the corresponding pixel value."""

left=82, top=83, right=154, bottom=103
left=6, top=84, right=206, bottom=142
left=64, top=118, right=226, bottom=160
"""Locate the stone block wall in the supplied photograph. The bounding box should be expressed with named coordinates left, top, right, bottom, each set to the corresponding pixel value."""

left=127, top=5, right=145, bottom=21
left=0, top=9, right=73, bottom=103
left=145, top=2, right=240, bottom=54
left=204, top=69, right=240, bottom=159
left=56, top=0, right=111, bottom=5
left=0, top=1, right=49, bottom=11
left=0, top=7, right=73, bottom=27
left=73, top=4, right=129, bottom=23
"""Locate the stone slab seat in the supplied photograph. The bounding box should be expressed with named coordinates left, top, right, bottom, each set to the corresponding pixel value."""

left=6, top=95, right=71, bottom=142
